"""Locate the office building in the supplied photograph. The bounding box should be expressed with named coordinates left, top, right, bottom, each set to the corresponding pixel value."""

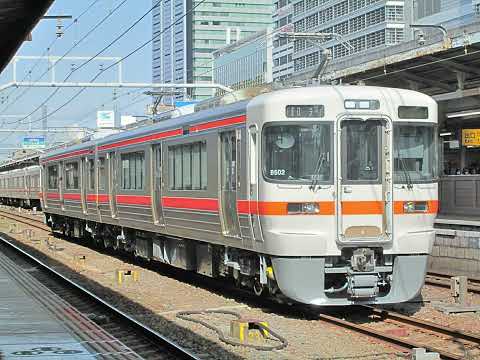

left=413, top=0, right=478, bottom=29
left=152, top=0, right=273, bottom=100
left=213, top=29, right=273, bottom=92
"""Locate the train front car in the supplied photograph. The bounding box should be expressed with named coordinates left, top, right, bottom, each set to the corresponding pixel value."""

left=248, top=86, right=438, bottom=305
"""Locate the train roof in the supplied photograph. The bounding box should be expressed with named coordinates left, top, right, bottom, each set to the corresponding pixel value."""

left=40, top=85, right=437, bottom=162
left=41, top=100, right=249, bottom=161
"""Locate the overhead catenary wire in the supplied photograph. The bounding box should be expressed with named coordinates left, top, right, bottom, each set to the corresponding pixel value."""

left=2, top=0, right=128, bottom=148
left=15, top=0, right=208, bottom=129
left=0, top=0, right=124, bottom=146
left=4, top=0, right=136, bottom=126
left=74, top=88, right=145, bottom=126
left=0, top=0, right=102, bottom=114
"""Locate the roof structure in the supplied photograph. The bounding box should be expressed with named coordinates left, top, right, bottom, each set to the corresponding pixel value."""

left=0, top=0, right=54, bottom=73
left=323, top=23, right=480, bottom=103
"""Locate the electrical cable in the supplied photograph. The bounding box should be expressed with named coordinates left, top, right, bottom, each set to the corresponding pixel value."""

left=14, top=0, right=208, bottom=128
left=4, top=0, right=135, bottom=126
left=0, top=0, right=124, bottom=146
left=0, top=0, right=102, bottom=114
left=74, top=88, right=145, bottom=126
left=176, top=309, right=288, bottom=351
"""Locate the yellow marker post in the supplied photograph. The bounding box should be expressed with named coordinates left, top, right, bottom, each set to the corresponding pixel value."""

left=230, top=318, right=269, bottom=343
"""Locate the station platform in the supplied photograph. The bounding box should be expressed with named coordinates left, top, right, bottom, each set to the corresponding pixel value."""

left=0, top=250, right=138, bottom=359
left=431, top=215, right=480, bottom=279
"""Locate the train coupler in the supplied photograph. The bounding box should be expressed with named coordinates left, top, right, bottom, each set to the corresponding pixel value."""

left=346, top=274, right=379, bottom=298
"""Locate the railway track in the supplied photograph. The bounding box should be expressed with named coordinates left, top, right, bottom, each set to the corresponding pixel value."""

left=426, top=272, right=480, bottom=294
left=0, top=232, right=198, bottom=360
left=0, top=208, right=49, bottom=231
left=1, top=207, right=479, bottom=359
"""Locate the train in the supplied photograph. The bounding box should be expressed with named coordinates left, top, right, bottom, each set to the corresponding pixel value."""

left=0, top=165, right=41, bottom=209
left=0, top=85, right=439, bottom=305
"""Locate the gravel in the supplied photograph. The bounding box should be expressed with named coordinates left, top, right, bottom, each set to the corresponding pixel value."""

left=0, top=214, right=458, bottom=359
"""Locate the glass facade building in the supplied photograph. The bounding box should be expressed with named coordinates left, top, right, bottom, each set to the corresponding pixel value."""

left=414, top=0, right=478, bottom=29
left=152, top=0, right=274, bottom=101
left=271, top=0, right=413, bottom=79
left=213, top=29, right=273, bottom=92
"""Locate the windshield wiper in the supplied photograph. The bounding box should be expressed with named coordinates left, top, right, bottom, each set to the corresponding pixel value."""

left=309, top=153, right=327, bottom=191
left=398, top=155, right=413, bottom=189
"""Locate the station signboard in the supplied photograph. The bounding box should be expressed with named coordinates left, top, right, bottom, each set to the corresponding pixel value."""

left=97, top=110, right=115, bottom=128
left=22, top=136, right=46, bottom=149
left=462, top=129, right=480, bottom=146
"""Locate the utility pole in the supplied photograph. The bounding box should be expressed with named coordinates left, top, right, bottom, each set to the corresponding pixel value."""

left=42, top=105, right=48, bottom=146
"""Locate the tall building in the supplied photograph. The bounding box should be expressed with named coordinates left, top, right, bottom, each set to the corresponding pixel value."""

left=413, top=0, right=478, bottom=29
left=152, top=1, right=273, bottom=101
left=272, top=0, right=294, bottom=81
left=213, top=29, right=273, bottom=92
left=271, top=0, right=413, bottom=79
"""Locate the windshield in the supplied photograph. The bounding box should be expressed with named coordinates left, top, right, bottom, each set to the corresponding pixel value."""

left=343, top=120, right=382, bottom=182
left=263, top=123, right=332, bottom=183
left=394, top=124, right=437, bottom=182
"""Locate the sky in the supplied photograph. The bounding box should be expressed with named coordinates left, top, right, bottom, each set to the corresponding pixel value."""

left=0, top=0, right=154, bottom=157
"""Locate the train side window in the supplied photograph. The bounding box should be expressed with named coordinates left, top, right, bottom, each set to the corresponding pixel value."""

left=88, top=159, right=95, bottom=190
left=168, top=141, right=207, bottom=190
left=48, top=165, right=59, bottom=189
left=98, top=157, right=106, bottom=190
left=65, top=162, right=79, bottom=190
left=121, top=152, right=144, bottom=190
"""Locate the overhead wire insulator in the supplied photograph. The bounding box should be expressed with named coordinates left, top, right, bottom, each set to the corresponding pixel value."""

left=56, top=19, right=64, bottom=38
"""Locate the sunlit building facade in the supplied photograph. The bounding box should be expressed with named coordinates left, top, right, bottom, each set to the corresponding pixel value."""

left=152, top=0, right=274, bottom=100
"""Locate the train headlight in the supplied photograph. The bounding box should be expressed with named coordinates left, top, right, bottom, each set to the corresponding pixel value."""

left=403, top=201, right=428, bottom=213
left=287, top=202, right=320, bottom=214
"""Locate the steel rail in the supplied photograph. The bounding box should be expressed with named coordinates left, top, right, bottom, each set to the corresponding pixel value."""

left=367, top=307, right=480, bottom=344
left=316, top=312, right=465, bottom=360
left=0, top=209, right=49, bottom=231
left=0, top=234, right=199, bottom=360
left=425, top=274, right=480, bottom=294
left=0, top=207, right=477, bottom=359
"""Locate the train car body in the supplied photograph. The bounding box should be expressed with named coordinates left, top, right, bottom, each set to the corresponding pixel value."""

left=39, top=86, right=438, bottom=306
left=0, top=165, right=41, bottom=209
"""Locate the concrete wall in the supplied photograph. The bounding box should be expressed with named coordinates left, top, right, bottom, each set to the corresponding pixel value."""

left=430, top=228, right=480, bottom=277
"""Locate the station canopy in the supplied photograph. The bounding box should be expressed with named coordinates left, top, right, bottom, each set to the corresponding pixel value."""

left=327, top=23, right=480, bottom=103
left=0, top=0, right=54, bottom=73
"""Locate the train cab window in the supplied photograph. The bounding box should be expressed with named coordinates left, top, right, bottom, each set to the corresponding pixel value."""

left=168, top=141, right=207, bottom=190
left=65, top=162, right=79, bottom=190
left=88, top=159, right=95, bottom=190
left=98, top=157, right=106, bottom=190
left=343, top=120, right=381, bottom=182
left=121, top=152, right=144, bottom=190
left=48, top=165, right=59, bottom=189
left=398, top=106, right=428, bottom=119
left=263, top=124, right=332, bottom=183
left=394, top=124, right=437, bottom=182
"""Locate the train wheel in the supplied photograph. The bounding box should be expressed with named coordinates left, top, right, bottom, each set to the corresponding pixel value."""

left=112, top=238, right=120, bottom=252
left=253, top=279, right=264, bottom=297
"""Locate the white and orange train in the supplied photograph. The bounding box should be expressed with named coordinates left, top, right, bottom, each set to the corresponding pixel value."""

left=4, top=86, right=439, bottom=305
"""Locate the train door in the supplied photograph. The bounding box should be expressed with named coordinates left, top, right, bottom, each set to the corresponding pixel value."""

left=107, top=151, right=118, bottom=218
left=337, top=118, right=393, bottom=243
left=248, top=125, right=262, bottom=241
left=25, top=174, right=30, bottom=199
left=151, top=144, right=165, bottom=225
left=59, top=161, right=65, bottom=211
left=80, top=157, right=88, bottom=215
left=219, top=130, right=241, bottom=237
